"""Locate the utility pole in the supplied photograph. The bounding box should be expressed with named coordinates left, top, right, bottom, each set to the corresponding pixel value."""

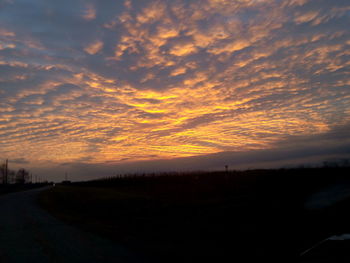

left=4, top=159, right=8, bottom=185
left=1, top=160, right=3, bottom=184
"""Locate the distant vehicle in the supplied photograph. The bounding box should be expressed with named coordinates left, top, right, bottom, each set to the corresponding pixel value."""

left=299, top=234, right=350, bottom=262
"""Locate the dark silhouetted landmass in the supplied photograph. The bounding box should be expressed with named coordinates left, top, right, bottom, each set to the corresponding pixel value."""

left=39, top=167, right=350, bottom=263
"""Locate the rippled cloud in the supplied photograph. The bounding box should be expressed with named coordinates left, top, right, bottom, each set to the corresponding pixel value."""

left=0, top=0, right=349, bottom=178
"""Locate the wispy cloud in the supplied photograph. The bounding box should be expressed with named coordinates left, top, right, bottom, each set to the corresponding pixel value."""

left=81, top=4, right=96, bottom=21
left=84, top=40, right=104, bottom=55
left=9, top=158, right=30, bottom=165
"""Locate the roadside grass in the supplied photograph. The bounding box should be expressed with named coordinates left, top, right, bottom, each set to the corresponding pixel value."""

left=38, top=167, right=350, bottom=263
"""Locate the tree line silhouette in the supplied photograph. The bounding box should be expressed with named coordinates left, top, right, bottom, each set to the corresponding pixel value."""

left=0, top=159, right=31, bottom=184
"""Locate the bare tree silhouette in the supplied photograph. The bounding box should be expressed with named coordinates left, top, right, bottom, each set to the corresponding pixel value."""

left=15, top=168, right=30, bottom=184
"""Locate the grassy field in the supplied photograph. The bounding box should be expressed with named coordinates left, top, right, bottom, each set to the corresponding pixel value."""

left=39, top=167, right=350, bottom=262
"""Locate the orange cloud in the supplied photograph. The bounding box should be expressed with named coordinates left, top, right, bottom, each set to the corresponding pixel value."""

left=170, top=67, right=187, bottom=76
left=208, top=39, right=250, bottom=55
left=294, top=11, right=320, bottom=24
left=84, top=41, right=104, bottom=55
left=169, top=42, right=197, bottom=56
left=136, top=1, right=166, bottom=24
left=0, top=28, right=15, bottom=37
left=82, top=4, right=96, bottom=21
left=0, top=41, right=15, bottom=50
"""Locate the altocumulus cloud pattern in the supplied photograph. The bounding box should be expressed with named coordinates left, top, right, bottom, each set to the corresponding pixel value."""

left=0, top=0, right=350, bottom=179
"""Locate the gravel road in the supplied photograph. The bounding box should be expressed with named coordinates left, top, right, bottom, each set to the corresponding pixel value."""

left=0, top=187, right=141, bottom=263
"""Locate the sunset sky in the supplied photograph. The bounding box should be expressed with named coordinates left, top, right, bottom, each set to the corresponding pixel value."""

left=1, top=0, right=350, bottom=181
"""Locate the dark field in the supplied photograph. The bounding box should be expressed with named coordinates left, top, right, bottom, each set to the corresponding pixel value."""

left=39, top=167, right=350, bottom=262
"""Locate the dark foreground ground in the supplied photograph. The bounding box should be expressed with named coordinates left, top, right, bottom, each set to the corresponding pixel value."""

left=39, top=167, right=350, bottom=262
left=0, top=183, right=48, bottom=196
left=0, top=187, right=139, bottom=263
